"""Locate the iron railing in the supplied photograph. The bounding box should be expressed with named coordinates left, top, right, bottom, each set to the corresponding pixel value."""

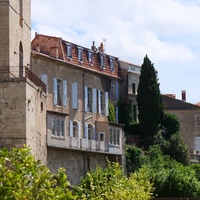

left=0, top=66, right=46, bottom=93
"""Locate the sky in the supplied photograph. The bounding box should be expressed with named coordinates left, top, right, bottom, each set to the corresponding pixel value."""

left=31, top=0, right=200, bottom=104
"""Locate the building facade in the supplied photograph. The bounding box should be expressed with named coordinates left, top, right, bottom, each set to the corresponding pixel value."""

left=31, top=34, right=125, bottom=185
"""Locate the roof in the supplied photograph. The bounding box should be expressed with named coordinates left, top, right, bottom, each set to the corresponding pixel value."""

left=162, top=95, right=200, bottom=110
left=31, top=34, right=121, bottom=79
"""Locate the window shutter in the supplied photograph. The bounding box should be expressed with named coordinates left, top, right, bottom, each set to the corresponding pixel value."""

left=63, top=80, right=67, bottom=107
left=115, top=106, right=119, bottom=123
left=92, top=124, right=96, bottom=140
left=105, top=92, right=108, bottom=116
left=41, top=74, right=48, bottom=93
left=53, top=78, right=57, bottom=105
left=84, top=123, right=88, bottom=139
left=98, top=90, right=101, bottom=114
left=84, top=86, right=88, bottom=112
left=115, top=80, right=119, bottom=100
left=92, top=88, right=97, bottom=113
left=78, top=122, right=81, bottom=138
left=69, top=120, right=73, bottom=137
left=72, top=83, right=78, bottom=109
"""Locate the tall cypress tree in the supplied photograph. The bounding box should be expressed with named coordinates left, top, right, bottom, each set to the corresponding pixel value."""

left=137, top=55, right=163, bottom=147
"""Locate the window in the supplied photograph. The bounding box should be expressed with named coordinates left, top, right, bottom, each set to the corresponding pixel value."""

left=57, top=79, right=61, bottom=105
left=98, top=90, right=108, bottom=116
left=51, top=118, right=65, bottom=137
left=110, top=80, right=115, bottom=100
left=195, top=115, right=200, bottom=127
left=19, top=0, right=23, bottom=27
left=109, top=128, right=120, bottom=146
left=73, top=122, right=77, bottom=137
left=99, top=54, right=105, bottom=69
left=88, top=51, right=93, bottom=66
left=85, top=123, right=95, bottom=140
left=53, top=78, right=67, bottom=107
left=88, top=124, right=92, bottom=140
left=19, top=41, right=23, bottom=77
left=66, top=44, right=72, bottom=60
left=77, top=47, right=83, bottom=63
left=70, top=120, right=79, bottom=137
left=85, top=87, right=92, bottom=112
left=109, top=57, right=114, bottom=71
left=132, top=83, right=136, bottom=94
left=99, top=132, right=105, bottom=141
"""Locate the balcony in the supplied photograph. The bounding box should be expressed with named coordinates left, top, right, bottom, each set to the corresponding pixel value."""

left=47, top=135, right=123, bottom=155
left=0, top=66, right=46, bottom=93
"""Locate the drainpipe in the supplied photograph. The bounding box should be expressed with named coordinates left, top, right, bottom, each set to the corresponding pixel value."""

left=83, top=71, right=86, bottom=178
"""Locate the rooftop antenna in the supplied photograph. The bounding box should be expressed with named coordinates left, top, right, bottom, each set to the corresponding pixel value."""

left=103, top=38, right=106, bottom=53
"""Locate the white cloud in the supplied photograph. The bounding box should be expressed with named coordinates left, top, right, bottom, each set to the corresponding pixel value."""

left=31, top=0, right=200, bottom=104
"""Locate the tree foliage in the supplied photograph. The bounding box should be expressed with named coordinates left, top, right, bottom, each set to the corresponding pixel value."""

left=137, top=55, right=163, bottom=147
left=143, top=146, right=200, bottom=197
left=0, top=146, right=76, bottom=200
left=118, top=99, right=135, bottom=132
left=108, top=101, right=116, bottom=122
left=75, top=161, right=154, bottom=200
left=125, top=145, right=147, bottom=174
left=164, top=133, right=190, bottom=165
left=162, top=113, right=180, bottom=138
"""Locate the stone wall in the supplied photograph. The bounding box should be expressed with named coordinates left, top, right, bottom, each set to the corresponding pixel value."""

left=47, top=147, right=120, bottom=186
left=0, top=0, right=31, bottom=67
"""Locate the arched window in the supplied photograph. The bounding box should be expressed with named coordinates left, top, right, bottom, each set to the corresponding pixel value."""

left=19, top=0, right=23, bottom=26
left=19, top=41, right=23, bottom=77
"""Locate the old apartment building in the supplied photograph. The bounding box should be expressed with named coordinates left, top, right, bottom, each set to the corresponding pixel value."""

left=31, top=34, right=124, bottom=185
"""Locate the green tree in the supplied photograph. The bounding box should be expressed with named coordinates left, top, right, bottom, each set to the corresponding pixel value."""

left=164, top=133, right=190, bottom=165
left=75, top=161, right=154, bottom=200
left=144, top=146, right=200, bottom=197
left=118, top=99, right=134, bottom=132
left=0, top=146, right=76, bottom=200
left=162, top=113, right=180, bottom=138
left=108, top=100, right=116, bottom=122
left=125, top=145, right=147, bottom=174
left=137, top=55, right=163, bottom=148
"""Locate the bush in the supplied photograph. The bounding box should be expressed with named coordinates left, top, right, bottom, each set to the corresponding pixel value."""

left=75, top=161, right=154, bottom=200
left=0, top=146, right=76, bottom=200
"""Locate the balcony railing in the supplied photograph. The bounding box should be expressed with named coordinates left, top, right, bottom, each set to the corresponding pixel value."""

left=0, top=66, right=46, bottom=93
left=47, top=135, right=122, bottom=155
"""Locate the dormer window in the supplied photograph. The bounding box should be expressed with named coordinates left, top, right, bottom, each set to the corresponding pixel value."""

left=109, top=57, right=114, bottom=71
left=88, top=51, right=93, bottom=66
left=77, top=47, right=83, bottom=63
left=66, top=43, right=72, bottom=60
left=100, top=54, right=105, bottom=70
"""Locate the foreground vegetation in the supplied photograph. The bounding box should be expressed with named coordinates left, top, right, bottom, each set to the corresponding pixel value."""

left=1, top=145, right=200, bottom=199
left=0, top=146, right=154, bottom=200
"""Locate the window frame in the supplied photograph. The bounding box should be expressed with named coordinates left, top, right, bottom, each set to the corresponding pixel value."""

left=88, top=51, right=94, bottom=66
left=109, top=128, right=120, bottom=146
left=109, top=56, right=114, bottom=71
left=66, top=43, right=73, bottom=60
left=77, top=47, right=83, bottom=63
left=99, top=54, right=105, bottom=70
left=51, top=118, right=65, bottom=138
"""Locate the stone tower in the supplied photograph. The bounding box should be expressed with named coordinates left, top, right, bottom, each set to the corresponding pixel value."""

left=0, top=0, right=31, bottom=70
left=0, top=0, right=47, bottom=163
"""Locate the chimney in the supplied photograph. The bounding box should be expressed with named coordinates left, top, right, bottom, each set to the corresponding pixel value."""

left=36, top=44, right=40, bottom=52
left=91, top=41, right=97, bottom=52
left=99, top=42, right=104, bottom=53
left=181, top=90, right=186, bottom=102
